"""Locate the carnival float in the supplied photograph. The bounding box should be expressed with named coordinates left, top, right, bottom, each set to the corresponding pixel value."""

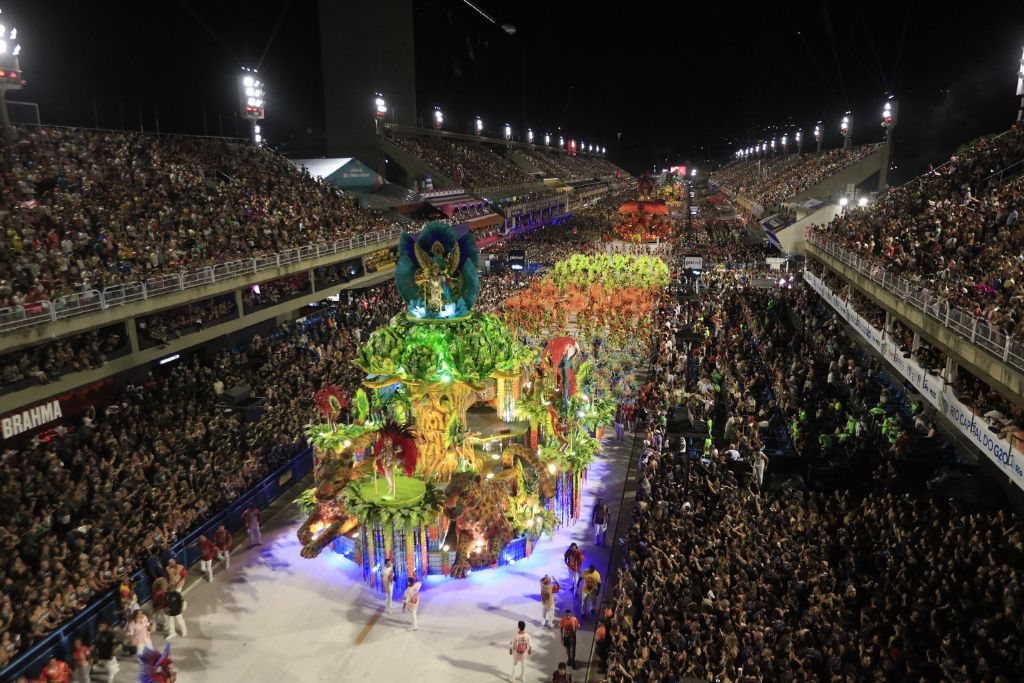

left=295, top=221, right=666, bottom=595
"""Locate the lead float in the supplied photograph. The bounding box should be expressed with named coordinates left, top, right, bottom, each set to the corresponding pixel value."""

left=295, top=221, right=610, bottom=595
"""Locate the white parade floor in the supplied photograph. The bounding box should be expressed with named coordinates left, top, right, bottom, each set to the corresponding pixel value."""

left=110, top=430, right=634, bottom=683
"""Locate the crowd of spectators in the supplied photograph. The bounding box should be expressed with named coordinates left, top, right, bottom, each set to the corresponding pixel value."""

left=0, top=286, right=402, bottom=663
left=604, top=266, right=1024, bottom=682
left=516, top=148, right=622, bottom=181
left=816, top=126, right=1024, bottom=337
left=1, top=326, right=126, bottom=392
left=136, top=296, right=237, bottom=347
left=0, top=126, right=393, bottom=317
left=711, top=145, right=881, bottom=209
left=386, top=134, right=532, bottom=189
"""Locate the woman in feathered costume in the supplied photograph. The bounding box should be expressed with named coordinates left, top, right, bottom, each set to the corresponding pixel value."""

left=372, top=422, right=419, bottom=499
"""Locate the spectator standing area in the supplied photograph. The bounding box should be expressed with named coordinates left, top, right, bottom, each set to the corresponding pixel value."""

left=103, top=429, right=633, bottom=682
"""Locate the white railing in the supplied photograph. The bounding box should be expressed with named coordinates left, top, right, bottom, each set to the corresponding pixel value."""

left=807, top=232, right=1024, bottom=373
left=0, top=227, right=403, bottom=336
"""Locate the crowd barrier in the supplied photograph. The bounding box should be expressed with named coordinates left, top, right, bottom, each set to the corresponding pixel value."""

left=0, top=229, right=403, bottom=337
left=0, top=448, right=314, bottom=681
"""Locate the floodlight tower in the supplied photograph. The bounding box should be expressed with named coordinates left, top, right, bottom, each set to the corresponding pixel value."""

left=527, top=128, right=534, bottom=145
left=781, top=134, right=789, bottom=153
left=879, top=96, right=897, bottom=191
left=240, top=67, right=265, bottom=144
left=0, top=9, right=24, bottom=128
left=504, top=122, right=512, bottom=148
left=544, top=132, right=551, bottom=146
left=475, top=116, right=483, bottom=136
left=558, top=135, right=564, bottom=150
left=841, top=112, right=852, bottom=151
left=795, top=129, right=803, bottom=155
left=433, top=106, right=443, bottom=130
left=814, top=122, right=822, bottom=153
left=1017, top=47, right=1024, bottom=122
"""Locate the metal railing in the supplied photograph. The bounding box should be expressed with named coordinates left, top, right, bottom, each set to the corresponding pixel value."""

left=807, top=232, right=1024, bottom=373
left=0, top=447, right=314, bottom=681
left=0, top=227, right=403, bottom=336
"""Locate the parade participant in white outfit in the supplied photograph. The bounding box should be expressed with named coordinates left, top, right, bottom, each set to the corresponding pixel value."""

left=382, top=558, right=396, bottom=613
left=403, top=576, right=421, bottom=630
left=509, top=620, right=532, bottom=682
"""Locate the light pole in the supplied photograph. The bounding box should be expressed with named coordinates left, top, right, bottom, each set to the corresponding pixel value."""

left=814, top=122, right=822, bottom=154
left=781, top=134, right=788, bottom=154
left=544, top=132, right=551, bottom=147
left=1017, top=47, right=1024, bottom=122
left=838, top=196, right=849, bottom=215
left=0, top=12, right=23, bottom=128
left=558, top=135, right=564, bottom=150
left=433, top=107, right=443, bottom=130
left=240, top=68, right=265, bottom=144
left=841, top=113, right=851, bottom=151
left=879, top=97, right=897, bottom=190
left=475, top=116, right=483, bottom=136
left=795, top=130, right=803, bottom=155
left=504, top=122, right=512, bottom=146
left=527, top=128, right=534, bottom=145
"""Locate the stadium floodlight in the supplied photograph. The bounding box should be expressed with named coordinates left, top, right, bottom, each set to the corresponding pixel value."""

left=558, top=136, right=564, bottom=148
left=504, top=123, right=512, bottom=140
left=839, top=197, right=849, bottom=207
left=0, top=9, right=24, bottom=128
left=841, top=112, right=851, bottom=150
left=374, top=93, right=387, bottom=119
left=544, top=132, right=551, bottom=146
left=433, top=107, right=443, bottom=130
left=781, top=134, right=788, bottom=152
left=475, top=116, right=483, bottom=135
left=240, top=67, right=265, bottom=144
left=690, top=168, right=697, bottom=177
left=527, top=128, right=534, bottom=143
left=882, top=100, right=893, bottom=126
left=858, top=196, right=869, bottom=207
left=602, top=146, right=606, bottom=154
left=770, top=138, right=776, bottom=151
left=795, top=129, right=803, bottom=155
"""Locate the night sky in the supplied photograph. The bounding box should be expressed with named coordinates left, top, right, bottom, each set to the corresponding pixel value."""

left=7, top=0, right=1024, bottom=178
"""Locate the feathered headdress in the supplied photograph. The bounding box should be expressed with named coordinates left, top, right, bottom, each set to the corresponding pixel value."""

left=138, top=644, right=175, bottom=683
left=314, top=385, right=347, bottom=421
left=372, top=422, right=419, bottom=477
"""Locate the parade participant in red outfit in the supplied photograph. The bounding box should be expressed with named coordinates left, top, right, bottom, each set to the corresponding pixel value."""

left=40, top=655, right=71, bottom=683
left=563, top=543, right=584, bottom=593
left=214, top=524, right=232, bottom=570
left=71, top=638, right=90, bottom=683
left=196, top=534, right=215, bottom=582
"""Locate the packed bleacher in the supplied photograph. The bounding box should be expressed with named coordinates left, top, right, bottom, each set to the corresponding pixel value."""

left=0, top=325, right=127, bottom=392
left=711, top=145, right=881, bottom=209
left=0, top=287, right=402, bottom=664
left=816, top=126, right=1024, bottom=338
left=601, top=269, right=1024, bottom=682
left=0, top=127, right=393, bottom=317
left=386, top=134, right=532, bottom=189
left=516, top=148, right=622, bottom=181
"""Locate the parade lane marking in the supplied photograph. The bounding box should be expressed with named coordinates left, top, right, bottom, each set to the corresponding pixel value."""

left=355, top=609, right=385, bottom=645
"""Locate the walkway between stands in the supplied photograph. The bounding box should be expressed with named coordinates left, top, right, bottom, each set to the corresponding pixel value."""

left=110, top=430, right=635, bottom=682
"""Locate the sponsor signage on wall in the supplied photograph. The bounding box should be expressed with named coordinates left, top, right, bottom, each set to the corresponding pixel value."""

left=804, top=271, right=1024, bottom=490
left=0, top=379, right=115, bottom=441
